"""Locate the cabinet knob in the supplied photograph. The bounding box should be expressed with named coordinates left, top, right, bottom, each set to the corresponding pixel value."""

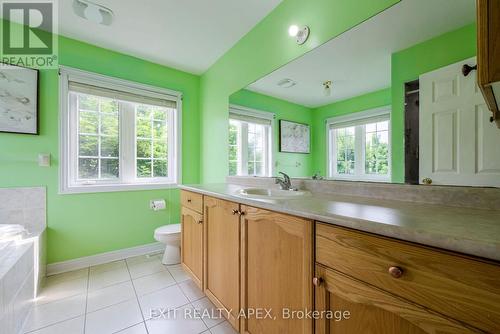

left=239, top=210, right=245, bottom=216
left=388, top=266, right=404, bottom=278
left=187, top=199, right=192, bottom=203
left=198, top=219, right=203, bottom=224
left=312, top=277, right=323, bottom=286
left=232, top=209, right=239, bottom=215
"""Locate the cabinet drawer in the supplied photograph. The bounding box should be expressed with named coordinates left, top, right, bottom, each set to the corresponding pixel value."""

left=316, top=223, right=500, bottom=333
left=181, top=190, right=203, bottom=213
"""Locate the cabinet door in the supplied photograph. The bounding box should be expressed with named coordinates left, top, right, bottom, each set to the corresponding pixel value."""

left=240, top=205, right=313, bottom=334
left=181, top=206, right=203, bottom=288
left=204, top=196, right=240, bottom=330
left=314, top=265, right=476, bottom=334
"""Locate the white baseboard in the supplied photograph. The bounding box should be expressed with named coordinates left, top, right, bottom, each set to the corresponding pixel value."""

left=46, top=242, right=165, bottom=276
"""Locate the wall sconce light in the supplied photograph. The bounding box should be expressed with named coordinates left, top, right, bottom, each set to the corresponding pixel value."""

left=288, top=25, right=310, bottom=45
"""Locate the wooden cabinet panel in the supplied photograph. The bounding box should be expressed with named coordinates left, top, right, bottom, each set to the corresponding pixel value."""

left=204, top=196, right=241, bottom=330
left=316, top=223, right=500, bottom=333
left=477, top=0, right=500, bottom=126
left=240, top=205, right=313, bottom=334
left=181, top=190, right=203, bottom=213
left=314, top=265, right=475, bottom=334
left=181, top=206, right=203, bottom=288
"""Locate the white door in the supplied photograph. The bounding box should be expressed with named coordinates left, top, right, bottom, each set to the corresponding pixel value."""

left=420, top=57, right=500, bottom=187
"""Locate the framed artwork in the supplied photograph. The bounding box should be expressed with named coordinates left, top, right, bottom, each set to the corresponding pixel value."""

left=0, top=63, right=39, bottom=135
left=279, top=119, right=310, bottom=153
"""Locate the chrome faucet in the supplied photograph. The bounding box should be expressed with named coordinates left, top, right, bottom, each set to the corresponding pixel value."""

left=275, top=172, right=294, bottom=190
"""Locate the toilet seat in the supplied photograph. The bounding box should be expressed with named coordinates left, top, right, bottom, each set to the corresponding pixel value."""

left=154, top=224, right=181, bottom=238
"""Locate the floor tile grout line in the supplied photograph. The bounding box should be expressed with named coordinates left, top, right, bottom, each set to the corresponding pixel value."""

left=110, top=321, right=146, bottom=334
left=23, top=314, right=84, bottom=334
left=83, top=266, right=90, bottom=334
left=125, top=257, right=151, bottom=334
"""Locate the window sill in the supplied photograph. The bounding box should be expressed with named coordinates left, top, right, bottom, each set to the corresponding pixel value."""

left=59, top=182, right=179, bottom=195
left=329, top=175, right=391, bottom=183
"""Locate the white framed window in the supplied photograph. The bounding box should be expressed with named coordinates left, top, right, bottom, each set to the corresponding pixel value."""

left=228, top=105, right=274, bottom=177
left=59, top=67, right=182, bottom=194
left=327, top=107, right=391, bottom=182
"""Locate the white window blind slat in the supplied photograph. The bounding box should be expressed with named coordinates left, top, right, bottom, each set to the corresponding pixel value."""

left=69, top=81, right=177, bottom=109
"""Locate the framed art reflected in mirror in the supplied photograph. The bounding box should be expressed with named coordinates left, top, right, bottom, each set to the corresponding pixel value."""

left=279, top=119, right=310, bottom=154
left=0, top=63, right=39, bottom=135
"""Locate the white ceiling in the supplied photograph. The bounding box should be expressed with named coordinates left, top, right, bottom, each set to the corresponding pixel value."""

left=247, top=0, right=476, bottom=108
left=56, top=0, right=282, bottom=74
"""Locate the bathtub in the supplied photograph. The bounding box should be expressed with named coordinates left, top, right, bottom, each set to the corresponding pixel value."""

left=0, top=187, right=47, bottom=334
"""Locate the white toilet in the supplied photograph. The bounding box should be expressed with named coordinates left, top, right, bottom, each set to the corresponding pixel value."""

left=154, top=224, right=181, bottom=265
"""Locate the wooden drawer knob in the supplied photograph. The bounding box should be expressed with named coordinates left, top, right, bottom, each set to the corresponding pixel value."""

left=187, top=199, right=192, bottom=203
left=388, top=266, right=404, bottom=278
left=232, top=209, right=239, bottom=215
left=312, top=277, right=324, bottom=286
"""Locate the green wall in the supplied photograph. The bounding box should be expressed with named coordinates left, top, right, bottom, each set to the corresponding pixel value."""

left=229, top=89, right=313, bottom=177
left=311, top=88, right=392, bottom=177
left=0, top=32, right=200, bottom=263
left=200, top=0, right=400, bottom=182
left=391, top=23, right=477, bottom=182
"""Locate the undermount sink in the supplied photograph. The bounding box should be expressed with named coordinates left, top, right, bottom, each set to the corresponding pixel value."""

left=237, top=188, right=312, bottom=200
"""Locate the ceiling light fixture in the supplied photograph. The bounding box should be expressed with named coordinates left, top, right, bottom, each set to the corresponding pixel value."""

left=323, top=81, right=332, bottom=96
left=277, top=79, right=297, bottom=89
left=288, top=25, right=310, bottom=45
left=73, top=0, right=114, bottom=26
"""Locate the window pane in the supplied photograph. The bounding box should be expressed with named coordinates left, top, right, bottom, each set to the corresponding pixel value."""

left=101, top=136, right=119, bottom=157
left=153, top=141, right=167, bottom=159
left=137, top=159, right=152, bottom=178
left=153, top=121, right=166, bottom=139
left=255, top=162, right=263, bottom=176
left=365, top=121, right=389, bottom=175
left=248, top=162, right=255, bottom=175
left=136, top=118, right=151, bottom=138
left=153, top=160, right=167, bottom=177
left=101, top=159, right=119, bottom=179
left=136, top=105, right=152, bottom=118
left=137, top=140, right=151, bottom=158
left=335, top=126, right=355, bottom=175
left=100, top=99, right=118, bottom=113
left=153, top=107, right=167, bottom=121
left=79, top=95, right=98, bottom=111
left=229, top=145, right=237, bottom=161
left=78, top=158, right=98, bottom=179
left=79, top=135, right=98, bottom=156
left=79, top=112, right=98, bottom=134
left=101, top=114, right=119, bottom=136
left=229, top=161, right=237, bottom=176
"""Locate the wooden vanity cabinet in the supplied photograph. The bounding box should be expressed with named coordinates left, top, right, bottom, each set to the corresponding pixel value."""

left=314, top=265, right=472, bottom=334
left=203, top=196, right=241, bottom=330
left=315, top=223, right=500, bottom=333
left=180, top=191, right=204, bottom=288
left=477, top=0, right=500, bottom=127
left=240, top=205, right=313, bottom=334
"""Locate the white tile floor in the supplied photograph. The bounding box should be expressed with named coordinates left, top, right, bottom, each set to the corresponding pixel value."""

left=22, top=253, right=237, bottom=334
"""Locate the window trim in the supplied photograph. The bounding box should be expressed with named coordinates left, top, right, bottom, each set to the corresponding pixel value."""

left=229, top=104, right=274, bottom=177
left=59, top=66, right=182, bottom=194
left=326, top=106, right=391, bottom=182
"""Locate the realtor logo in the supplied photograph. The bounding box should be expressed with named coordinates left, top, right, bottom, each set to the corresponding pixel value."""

left=1, top=0, right=58, bottom=68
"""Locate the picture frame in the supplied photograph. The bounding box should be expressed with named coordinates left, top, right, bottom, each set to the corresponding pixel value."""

left=0, top=62, right=39, bottom=135
left=279, top=119, right=310, bottom=154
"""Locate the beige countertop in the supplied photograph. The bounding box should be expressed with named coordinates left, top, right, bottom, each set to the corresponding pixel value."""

left=180, top=183, right=500, bottom=262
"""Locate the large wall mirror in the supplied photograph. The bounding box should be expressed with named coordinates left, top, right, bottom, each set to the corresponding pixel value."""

left=228, top=0, right=500, bottom=187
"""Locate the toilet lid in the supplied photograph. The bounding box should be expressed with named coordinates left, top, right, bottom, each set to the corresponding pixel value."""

left=154, top=224, right=181, bottom=235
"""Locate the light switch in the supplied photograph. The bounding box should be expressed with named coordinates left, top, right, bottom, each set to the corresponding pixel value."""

left=38, top=153, right=51, bottom=167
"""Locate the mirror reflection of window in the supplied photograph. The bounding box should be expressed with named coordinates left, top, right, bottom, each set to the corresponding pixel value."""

left=228, top=106, right=273, bottom=177
left=328, top=108, right=391, bottom=182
